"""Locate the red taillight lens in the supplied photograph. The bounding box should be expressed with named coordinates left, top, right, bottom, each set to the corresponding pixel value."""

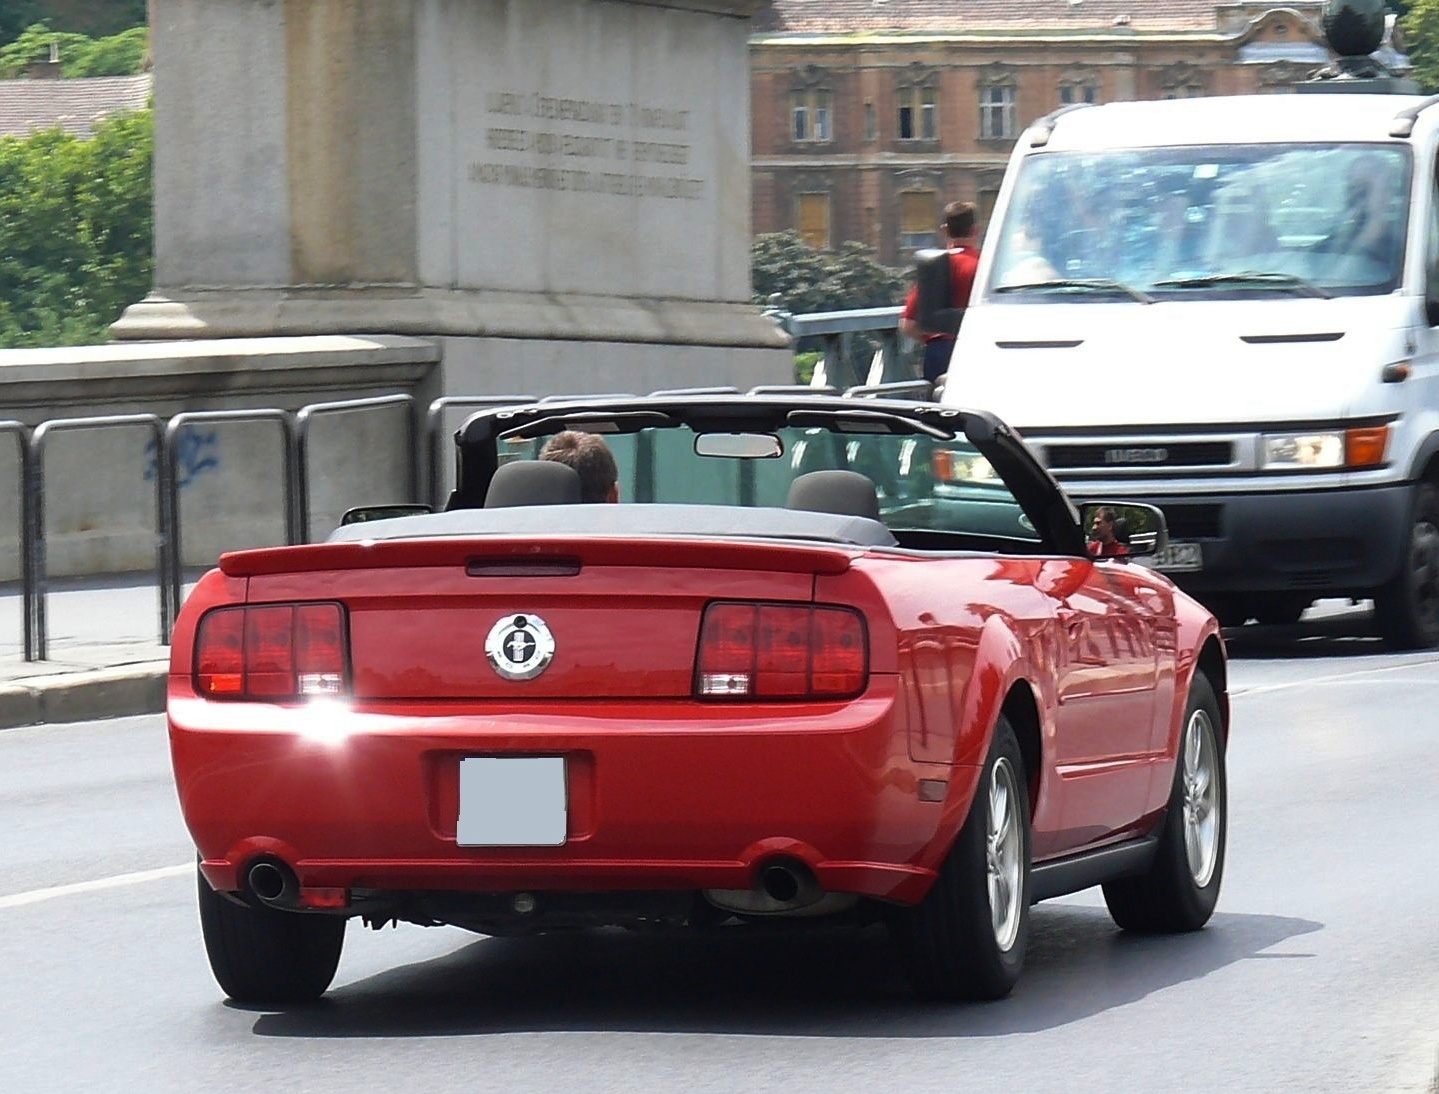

left=696, top=601, right=868, bottom=701
left=195, top=608, right=244, bottom=697
left=194, top=602, right=348, bottom=700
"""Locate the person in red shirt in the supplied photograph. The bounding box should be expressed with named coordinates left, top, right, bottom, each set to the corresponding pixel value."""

left=1087, top=507, right=1132, bottom=558
left=900, top=201, right=982, bottom=386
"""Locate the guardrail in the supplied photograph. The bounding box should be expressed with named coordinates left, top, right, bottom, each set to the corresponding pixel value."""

left=766, top=304, right=910, bottom=390
left=163, top=409, right=299, bottom=644
left=2, top=421, right=33, bottom=660
left=29, top=415, right=168, bottom=662
left=8, top=351, right=934, bottom=661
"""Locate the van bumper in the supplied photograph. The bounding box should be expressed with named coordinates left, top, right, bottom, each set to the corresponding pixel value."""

left=1134, top=484, right=1410, bottom=598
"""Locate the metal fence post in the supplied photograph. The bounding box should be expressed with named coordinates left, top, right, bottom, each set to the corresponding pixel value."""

left=28, top=415, right=166, bottom=661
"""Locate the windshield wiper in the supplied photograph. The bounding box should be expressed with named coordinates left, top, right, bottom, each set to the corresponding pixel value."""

left=1151, top=272, right=1332, bottom=299
left=993, top=278, right=1154, bottom=304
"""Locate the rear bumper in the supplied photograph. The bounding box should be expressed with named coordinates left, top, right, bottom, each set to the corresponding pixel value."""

left=169, top=676, right=966, bottom=907
left=1134, top=484, right=1410, bottom=597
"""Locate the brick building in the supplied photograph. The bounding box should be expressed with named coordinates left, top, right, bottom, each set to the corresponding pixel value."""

left=750, top=0, right=1406, bottom=265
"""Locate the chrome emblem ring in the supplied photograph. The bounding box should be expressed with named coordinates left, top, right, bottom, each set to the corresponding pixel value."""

left=485, top=614, right=556, bottom=681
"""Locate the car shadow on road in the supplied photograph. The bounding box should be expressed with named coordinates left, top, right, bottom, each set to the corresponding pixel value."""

left=248, top=904, right=1320, bottom=1039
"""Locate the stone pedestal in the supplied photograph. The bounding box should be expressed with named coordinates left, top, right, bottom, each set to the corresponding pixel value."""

left=115, top=0, right=791, bottom=395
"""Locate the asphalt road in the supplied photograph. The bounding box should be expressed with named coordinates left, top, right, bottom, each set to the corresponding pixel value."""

left=2, top=610, right=1437, bottom=1094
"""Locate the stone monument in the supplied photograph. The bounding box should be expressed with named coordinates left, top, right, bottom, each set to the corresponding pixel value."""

left=115, top=0, right=791, bottom=396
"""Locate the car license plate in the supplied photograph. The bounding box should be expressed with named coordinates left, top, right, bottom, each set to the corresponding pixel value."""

left=457, top=757, right=567, bottom=846
left=1152, top=541, right=1203, bottom=572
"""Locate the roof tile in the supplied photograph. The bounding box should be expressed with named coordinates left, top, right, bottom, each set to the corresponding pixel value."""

left=0, top=74, right=152, bottom=139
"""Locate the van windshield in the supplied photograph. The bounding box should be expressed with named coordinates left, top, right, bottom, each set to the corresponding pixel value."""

left=988, top=143, right=1411, bottom=300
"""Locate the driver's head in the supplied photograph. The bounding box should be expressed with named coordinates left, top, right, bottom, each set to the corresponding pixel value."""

left=539, top=430, right=619, bottom=503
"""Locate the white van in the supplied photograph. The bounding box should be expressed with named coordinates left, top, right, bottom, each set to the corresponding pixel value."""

left=944, top=91, right=1439, bottom=648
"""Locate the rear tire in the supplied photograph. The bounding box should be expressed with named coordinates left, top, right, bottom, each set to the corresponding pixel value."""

left=889, top=716, right=1031, bottom=1001
left=1374, top=482, right=1439, bottom=650
left=197, top=866, right=345, bottom=1004
left=1103, top=670, right=1226, bottom=933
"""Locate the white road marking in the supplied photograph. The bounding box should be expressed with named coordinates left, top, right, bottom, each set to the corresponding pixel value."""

left=1232, top=657, right=1439, bottom=698
left=0, top=863, right=191, bottom=909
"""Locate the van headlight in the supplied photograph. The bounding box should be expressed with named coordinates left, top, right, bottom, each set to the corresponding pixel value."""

left=1260, top=426, right=1389, bottom=470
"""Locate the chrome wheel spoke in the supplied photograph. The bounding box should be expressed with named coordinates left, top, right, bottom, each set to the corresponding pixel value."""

left=1180, top=708, right=1220, bottom=889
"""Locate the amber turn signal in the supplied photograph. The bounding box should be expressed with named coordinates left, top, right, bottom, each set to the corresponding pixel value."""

left=1345, top=426, right=1390, bottom=469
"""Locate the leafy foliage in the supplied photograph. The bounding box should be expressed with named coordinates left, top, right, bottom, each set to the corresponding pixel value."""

left=0, top=108, right=154, bottom=347
left=0, top=2, right=147, bottom=45
left=0, top=22, right=147, bottom=77
left=751, top=231, right=907, bottom=316
left=1402, top=0, right=1439, bottom=92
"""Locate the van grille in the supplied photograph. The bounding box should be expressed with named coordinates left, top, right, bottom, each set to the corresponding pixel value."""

left=1044, top=441, right=1234, bottom=472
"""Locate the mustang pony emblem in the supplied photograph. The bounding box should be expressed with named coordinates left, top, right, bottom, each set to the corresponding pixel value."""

left=485, top=614, right=556, bottom=680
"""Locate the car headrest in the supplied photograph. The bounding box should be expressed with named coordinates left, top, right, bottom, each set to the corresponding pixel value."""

left=484, top=460, right=583, bottom=508
left=785, top=470, right=881, bottom=522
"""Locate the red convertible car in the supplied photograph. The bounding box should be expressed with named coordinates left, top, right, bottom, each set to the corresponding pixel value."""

left=168, top=391, right=1228, bottom=1005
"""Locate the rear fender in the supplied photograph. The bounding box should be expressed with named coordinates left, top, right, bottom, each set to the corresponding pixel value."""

left=909, top=615, right=1035, bottom=881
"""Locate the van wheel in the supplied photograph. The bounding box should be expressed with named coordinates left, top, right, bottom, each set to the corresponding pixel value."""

left=1374, top=482, right=1439, bottom=650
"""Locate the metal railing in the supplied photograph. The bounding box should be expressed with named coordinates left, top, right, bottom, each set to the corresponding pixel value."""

left=7, top=307, right=928, bottom=662
left=296, top=395, right=417, bottom=543
left=766, top=304, right=910, bottom=391
left=163, top=409, right=299, bottom=644
left=28, top=415, right=167, bottom=662
left=2, top=421, right=33, bottom=660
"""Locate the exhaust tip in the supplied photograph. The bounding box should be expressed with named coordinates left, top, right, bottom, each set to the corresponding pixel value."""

left=246, top=858, right=298, bottom=906
left=759, top=858, right=811, bottom=904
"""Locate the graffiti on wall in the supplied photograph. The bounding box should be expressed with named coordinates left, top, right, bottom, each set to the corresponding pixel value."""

left=143, top=431, right=220, bottom=489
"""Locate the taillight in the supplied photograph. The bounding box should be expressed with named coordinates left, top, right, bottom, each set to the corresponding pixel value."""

left=194, top=602, right=349, bottom=700
left=695, top=601, right=867, bottom=701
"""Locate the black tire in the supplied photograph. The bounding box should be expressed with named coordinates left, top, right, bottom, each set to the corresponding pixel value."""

left=889, top=716, right=1031, bottom=1001
left=197, top=866, right=346, bottom=1004
left=1374, top=482, right=1439, bottom=650
left=1103, top=670, right=1226, bottom=933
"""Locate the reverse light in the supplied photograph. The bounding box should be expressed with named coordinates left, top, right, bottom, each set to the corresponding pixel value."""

left=195, top=602, right=349, bottom=700
left=695, top=601, right=868, bottom=701
left=1260, top=425, right=1390, bottom=471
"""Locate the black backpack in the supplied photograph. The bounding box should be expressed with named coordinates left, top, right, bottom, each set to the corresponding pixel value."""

left=914, top=248, right=965, bottom=337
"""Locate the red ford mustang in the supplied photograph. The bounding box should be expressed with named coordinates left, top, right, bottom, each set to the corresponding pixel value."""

left=168, top=392, right=1228, bottom=1005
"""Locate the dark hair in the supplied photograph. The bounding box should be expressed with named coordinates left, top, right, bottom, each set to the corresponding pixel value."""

left=539, top=430, right=618, bottom=503
left=943, top=201, right=977, bottom=240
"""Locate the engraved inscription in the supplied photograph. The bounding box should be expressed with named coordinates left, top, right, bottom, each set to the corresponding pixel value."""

left=470, top=89, right=703, bottom=201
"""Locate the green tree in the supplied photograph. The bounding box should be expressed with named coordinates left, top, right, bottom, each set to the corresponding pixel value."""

left=0, top=22, right=147, bottom=77
left=0, top=2, right=146, bottom=44
left=751, top=231, right=907, bottom=315
left=0, top=108, right=153, bottom=347
left=1403, top=0, right=1439, bottom=92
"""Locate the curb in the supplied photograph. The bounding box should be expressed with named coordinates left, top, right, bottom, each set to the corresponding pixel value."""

left=0, top=663, right=168, bottom=730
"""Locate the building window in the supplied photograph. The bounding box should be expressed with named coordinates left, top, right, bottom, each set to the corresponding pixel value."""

left=1060, top=81, right=1098, bottom=106
left=1159, top=63, right=1206, bottom=100
left=797, top=192, right=831, bottom=250
left=791, top=88, right=833, bottom=142
left=897, top=83, right=937, bottom=141
left=864, top=102, right=877, bottom=141
left=899, top=191, right=937, bottom=251
left=980, top=82, right=1016, bottom=140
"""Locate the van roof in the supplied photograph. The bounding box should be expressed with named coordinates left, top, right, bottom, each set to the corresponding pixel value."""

left=1036, top=94, right=1436, bottom=150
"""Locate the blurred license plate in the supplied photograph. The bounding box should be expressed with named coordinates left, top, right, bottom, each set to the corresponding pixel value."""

left=457, top=757, right=567, bottom=846
left=1152, top=541, right=1203, bottom=572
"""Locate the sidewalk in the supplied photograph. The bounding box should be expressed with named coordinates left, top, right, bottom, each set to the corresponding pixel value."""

left=0, top=577, right=174, bottom=729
